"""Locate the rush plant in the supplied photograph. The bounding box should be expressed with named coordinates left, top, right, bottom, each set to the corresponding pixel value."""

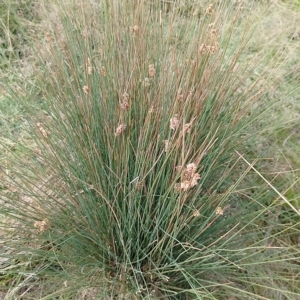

left=1, top=0, right=300, bottom=299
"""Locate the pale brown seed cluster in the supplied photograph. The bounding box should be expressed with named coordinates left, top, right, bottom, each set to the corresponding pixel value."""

left=120, top=92, right=129, bottom=110
left=208, top=28, right=219, bottom=53
left=148, top=64, right=156, bottom=77
left=143, top=78, right=150, bottom=87
left=193, top=210, right=200, bottom=217
left=34, top=218, right=50, bottom=233
left=136, top=181, right=144, bottom=190
left=101, top=66, right=107, bottom=77
left=186, top=88, right=194, bottom=101
left=148, top=105, right=154, bottom=114
left=36, top=123, right=49, bottom=138
left=115, top=124, right=126, bottom=136
left=177, top=94, right=184, bottom=101
left=216, top=207, right=224, bottom=216
left=163, top=140, right=169, bottom=152
left=206, top=4, right=213, bottom=15
left=45, top=32, right=54, bottom=44
left=198, top=43, right=207, bottom=55
left=130, top=25, right=139, bottom=35
left=86, top=58, right=93, bottom=75
left=170, top=114, right=179, bottom=130
left=82, top=85, right=90, bottom=94
left=198, top=24, right=219, bottom=55
left=183, top=122, right=192, bottom=134
left=175, top=163, right=201, bottom=192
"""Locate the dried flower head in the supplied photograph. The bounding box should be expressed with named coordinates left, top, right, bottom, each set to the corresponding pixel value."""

left=210, top=29, right=217, bottom=43
left=170, top=114, right=179, bottom=130
left=186, top=88, right=194, bottom=101
left=45, top=32, right=54, bottom=43
left=198, top=43, right=207, bottom=55
left=148, top=64, right=156, bottom=77
left=208, top=44, right=218, bottom=54
left=101, top=66, right=107, bottom=77
left=206, top=4, right=213, bottom=15
left=34, top=218, right=50, bottom=233
left=216, top=207, right=224, bottom=216
left=120, top=101, right=129, bottom=110
left=86, top=58, right=93, bottom=75
left=193, top=210, right=200, bottom=217
left=143, top=78, right=150, bottom=87
left=148, top=105, right=154, bottom=114
left=36, top=123, right=49, bottom=138
left=115, top=124, right=126, bottom=136
left=174, top=183, right=181, bottom=193
left=177, top=94, right=184, bottom=101
left=83, top=85, right=90, bottom=94
left=190, top=172, right=201, bottom=187
left=175, top=162, right=201, bottom=192
left=186, top=163, right=197, bottom=175
left=208, top=28, right=219, bottom=53
left=180, top=174, right=200, bottom=191
left=183, top=122, right=192, bottom=134
left=180, top=181, right=191, bottom=191
left=120, top=92, right=129, bottom=110
left=163, top=140, right=169, bottom=153
left=136, top=181, right=144, bottom=190
left=130, top=25, right=139, bottom=35
left=122, top=92, right=129, bottom=102
left=175, top=165, right=183, bottom=172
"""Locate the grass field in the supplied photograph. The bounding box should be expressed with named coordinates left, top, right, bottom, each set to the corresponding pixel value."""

left=1, top=0, right=300, bottom=299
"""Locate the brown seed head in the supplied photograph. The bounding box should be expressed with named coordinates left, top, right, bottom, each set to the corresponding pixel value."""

left=143, top=78, right=150, bottom=87
left=206, top=4, right=213, bottom=15
left=163, top=140, right=169, bottom=152
left=190, top=173, right=201, bottom=187
left=115, top=124, right=126, bottom=136
left=193, top=210, right=200, bottom=217
left=130, top=25, right=139, bottom=35
left=177, top=94, right=184, bottom=101
left=120, top=101, right=129, bottom=110
left=183, top=122, right=192, bottom=134
left=36, top=123, right=49, bottom=138
left=101, top=66, right=107, bottom=77
left=186, top=163, right=197, bottom=175
left=175, top=162, right=201, bottom=192
left=83, top=85, right=90, bottom=94
left=148, top=105, right=154, bottom=114
left=149, top=64, right=156, bottom=77
left=34, top=218, right=50, bottom=233
left=216, top=207, right=224, bottom=216
left=120, top=92, right=129, bottom=110
left=45, top=32, right=54, bottom=43
left=198, top=43, right=207, bottom=55
left=170, top=114, right=179, bottom=130
left=208, top=44, right=218, bottom=54
left=86, top=58, right=93, bottom=75
left=136, top=181, right=144, bottom=190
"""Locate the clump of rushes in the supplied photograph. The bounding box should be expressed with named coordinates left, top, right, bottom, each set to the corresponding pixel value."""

left=1, top=0, right=300, bottom=299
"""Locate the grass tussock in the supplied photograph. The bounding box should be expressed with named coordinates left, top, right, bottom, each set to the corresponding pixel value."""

left=1, top=0, right=300, bottom=299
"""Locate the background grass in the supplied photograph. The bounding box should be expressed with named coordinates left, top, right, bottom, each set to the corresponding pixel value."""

left=1, top=0, right=300, bottom=299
